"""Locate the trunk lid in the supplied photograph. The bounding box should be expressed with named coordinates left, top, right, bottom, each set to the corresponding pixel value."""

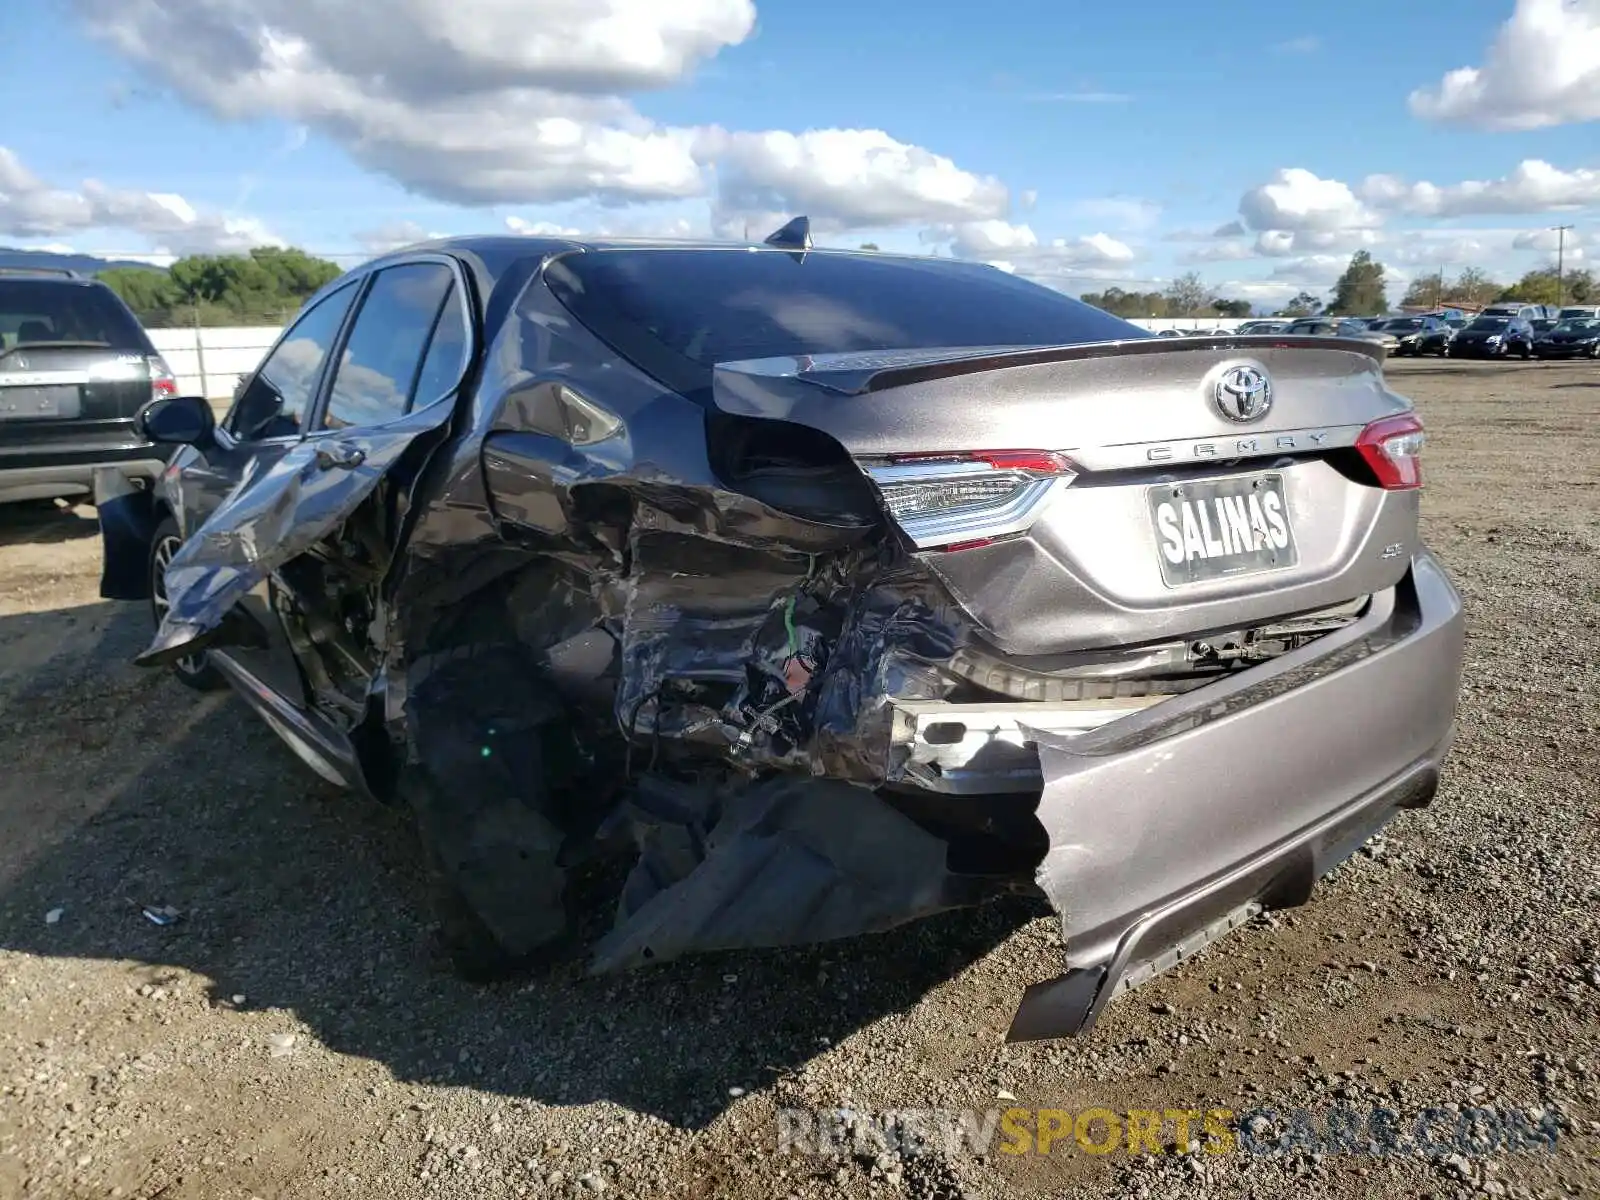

left=712, top=337, right=1421, bottom=654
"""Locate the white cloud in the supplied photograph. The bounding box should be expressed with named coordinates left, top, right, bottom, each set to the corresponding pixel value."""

left=933, top=220, right=1134, bottom=265
left=356, top=220, right=450, bottom=252
left=0, top=145, right=280, bottom=253
left=923, top=220, right=1137, bottom=290
left=77, top=0, right=1012, bottom=235
left=1238, top=168, right=1379, bottom=233
left=1511, top=226, right=1586, bottom=251
left=1360, top=160, right=1600, bottom=217
left=1265, top=254, right=1352, bottom=287
left=1273, top=36, right=1321, bottom=54
left=702, top=128, right=1009, bottom=232
left=1409, top=0, right=1600, bottom=130
left=1068, top=197, right=1163, bottom=232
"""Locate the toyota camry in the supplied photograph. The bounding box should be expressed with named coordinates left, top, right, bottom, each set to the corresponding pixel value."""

left=96, top=221, right=1466, bottom=1040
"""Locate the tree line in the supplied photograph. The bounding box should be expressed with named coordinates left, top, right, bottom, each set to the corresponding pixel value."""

left=1079, top=274, right=1252, bottom=320
left=95, top=244, right=1599, bottom=329
left=98, top=247, right=345, bottom=327
left=1080, top=251, right=1597, bottom=322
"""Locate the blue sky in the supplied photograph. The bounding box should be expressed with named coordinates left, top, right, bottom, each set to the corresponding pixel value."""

left=1, top=0, right=1597, bottom=308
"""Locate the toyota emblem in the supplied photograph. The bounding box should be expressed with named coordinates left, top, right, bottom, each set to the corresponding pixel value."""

left=1212, top=363, right=1273, bottom=423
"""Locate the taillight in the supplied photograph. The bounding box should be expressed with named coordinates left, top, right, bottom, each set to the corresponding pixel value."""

left=865, top=450, right=1078, bottom=549
left=148, top=355, right=178, bottom=401
left=1355, top=413, right=1424, bottom=490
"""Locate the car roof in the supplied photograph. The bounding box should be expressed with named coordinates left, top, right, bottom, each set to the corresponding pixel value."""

left=299, top=233, right=997, bottom=327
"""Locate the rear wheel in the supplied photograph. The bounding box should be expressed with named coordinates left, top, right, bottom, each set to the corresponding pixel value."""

left=149, top=516, right=225, bottom=691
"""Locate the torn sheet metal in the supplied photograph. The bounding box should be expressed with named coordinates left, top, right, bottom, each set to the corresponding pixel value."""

left=591, top=774, right=980, bottom=972
left=137, top=406, right=453, bottom=670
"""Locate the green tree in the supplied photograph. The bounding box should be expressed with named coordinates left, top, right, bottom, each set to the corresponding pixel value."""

left=1164, top=271, right=1211, bottom=317
left=1211, top=298, right=1253, bottom=318
left=1401, top=274, right=1444, bottom=310
left=858, top=242, right=880, bottom=250
left=98, top=267, right=181, bottom=324
left=1277, top=291, right=1322, bottom=317
left=101, top=246, right=344, bottom=327
left=1080, top=288, right=1168, bottom=318
left=1497, top=269, right=1562, bottom=306
left=1448, top=267, right=1499, bottom=309
left=1326, top=250, right=1387, bottom=315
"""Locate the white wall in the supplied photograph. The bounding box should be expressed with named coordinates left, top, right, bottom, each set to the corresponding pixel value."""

left=148, top=326, right=280, bottom=400
left=148, top=316, right=1267, bottom=400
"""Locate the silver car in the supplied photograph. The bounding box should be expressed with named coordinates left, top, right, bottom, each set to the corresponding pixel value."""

left=103, top=224, right=1466, bottom=1040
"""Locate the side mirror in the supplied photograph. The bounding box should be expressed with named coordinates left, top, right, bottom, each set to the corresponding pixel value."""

left=137, top=394, right=215, bottom=449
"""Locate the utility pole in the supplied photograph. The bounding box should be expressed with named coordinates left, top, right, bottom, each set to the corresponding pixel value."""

left=1552, top=224, right=1574, bottom=307
left=1433, top=268, right=1443, bottom=310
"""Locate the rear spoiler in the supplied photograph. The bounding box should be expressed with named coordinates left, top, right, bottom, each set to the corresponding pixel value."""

left=713, top=335, right=1386, bottom=402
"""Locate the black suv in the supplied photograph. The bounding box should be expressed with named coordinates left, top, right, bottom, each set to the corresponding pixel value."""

left=0, top=267, right=178, bottom=506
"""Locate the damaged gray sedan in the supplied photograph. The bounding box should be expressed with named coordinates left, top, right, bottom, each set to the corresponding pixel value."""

left=97, top=221, right=1466, bottom=1040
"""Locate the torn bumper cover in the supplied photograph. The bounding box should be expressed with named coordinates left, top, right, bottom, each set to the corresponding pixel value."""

left=594, top=554, right=1463, bottom=1041
left=1009, top=552, right=1464, bottom=1040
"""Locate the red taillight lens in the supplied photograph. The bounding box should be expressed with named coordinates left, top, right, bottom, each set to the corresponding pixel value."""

left=889, top=449, right=1078, bottom=476
left=148, top=355, right=178, bottom=401
left=1355, top=413, right=1424, bottom=490
left=865, top=450, right=1078, bottom=549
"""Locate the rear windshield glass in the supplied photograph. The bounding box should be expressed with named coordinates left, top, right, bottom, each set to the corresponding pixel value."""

left=0, top=280, right=147, bottom=353
left=542, top=248, right=1145, bottom=401
left=1382, top=318, right=1422, bottom=331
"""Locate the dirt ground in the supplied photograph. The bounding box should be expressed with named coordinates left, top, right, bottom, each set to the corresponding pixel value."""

left=1, top=358, right=1597, bottom=1200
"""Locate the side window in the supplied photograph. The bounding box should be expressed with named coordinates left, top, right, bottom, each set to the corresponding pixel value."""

left=230, top=282, right=358, bottom=441
left=410, top=283, right=469, bottom=411
left=321, top=263, right=454, bottom=431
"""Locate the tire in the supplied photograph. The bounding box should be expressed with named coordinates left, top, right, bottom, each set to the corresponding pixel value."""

left=403, top=645, right=578, bottom=981
left=149, top=516, right=226, bottom=691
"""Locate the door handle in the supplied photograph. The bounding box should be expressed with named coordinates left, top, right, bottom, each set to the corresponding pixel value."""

left=315, top=441, right=367, bottom=471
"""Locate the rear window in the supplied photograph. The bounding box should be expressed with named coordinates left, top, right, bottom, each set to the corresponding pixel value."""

left=0, top=280, right=148, bottom=353
left=542, top=248, right=1144, bottom=401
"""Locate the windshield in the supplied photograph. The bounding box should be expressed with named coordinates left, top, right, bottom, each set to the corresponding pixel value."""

left=1382, top=318, right=1423, bottom=331
left=1555, top=319, right=1599, bottom=332
left=543, top=248, right=1146, bottom=401
left=0, top=279, right=148, bottom=352
left=1558, top=309, right=1597, bottom=319
left=1467, top=317, right=1509, bottom=331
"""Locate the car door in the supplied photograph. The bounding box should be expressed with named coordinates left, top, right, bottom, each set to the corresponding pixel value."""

left=164, top=279, right=364, bottom=700
left=138, top=255, right=476, bottom=694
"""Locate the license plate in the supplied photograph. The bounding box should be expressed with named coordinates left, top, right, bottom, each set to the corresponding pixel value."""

left=1148, top=471, right=1297, bottom=586
left=0, top=384, right=80, bottom=420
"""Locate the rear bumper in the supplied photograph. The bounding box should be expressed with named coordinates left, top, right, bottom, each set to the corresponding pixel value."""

left=0, top=440, right=165, bottom=503
left=1006, top=550, right=1465, bottom=1040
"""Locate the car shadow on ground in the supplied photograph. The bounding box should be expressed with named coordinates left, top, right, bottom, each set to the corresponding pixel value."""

left=0, top=500, right=101, bottom=547
left=0, top=601, right=1041, bottom=1131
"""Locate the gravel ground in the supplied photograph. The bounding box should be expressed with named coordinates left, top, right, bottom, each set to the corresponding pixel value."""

left=0, top=358, right=1596, bottom=1200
